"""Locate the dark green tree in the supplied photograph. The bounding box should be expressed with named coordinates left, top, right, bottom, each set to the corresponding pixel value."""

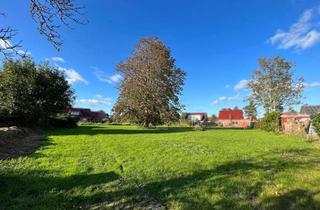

left=113, top=37, right=186, bottom=127
left=33, top=63, right=75, bottom=124
left=0, top=59, right=38, bottom=123
left=244, top=100, right=258, bottom=119
left=0, top=58, right=74, bottom=125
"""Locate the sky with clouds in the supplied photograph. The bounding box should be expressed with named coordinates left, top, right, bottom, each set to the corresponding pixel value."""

left=1, top=0, right=320, bottom=115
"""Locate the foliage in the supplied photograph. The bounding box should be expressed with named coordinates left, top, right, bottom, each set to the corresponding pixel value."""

left=248, top=56, right=304, bottom=113
left=0, top=58, right=74, bottom=126
left=193, top=124, right=205, bottom=131
left=210, top=114, right=218, bottom=122
left=47, top=115, right=78, bottom=128
left=260, top=112, right=281, bottom=132
left=1, top=125, right=320, bottom=209
left=243, top=100, right=258, bottom=119
left=113, top=37, right=186, bottom=127
left=311, top=113, right=320, bottom=135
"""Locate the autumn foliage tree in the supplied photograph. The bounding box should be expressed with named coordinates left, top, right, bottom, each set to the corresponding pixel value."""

left=113, top=37, right=186, bottom=127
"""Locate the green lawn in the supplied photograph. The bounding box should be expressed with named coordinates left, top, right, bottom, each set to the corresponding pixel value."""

left=1, top=125, right=320, bottom=209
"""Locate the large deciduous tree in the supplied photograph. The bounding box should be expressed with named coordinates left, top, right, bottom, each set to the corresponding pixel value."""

left=247, top=56, right=304, bottom=114
left=113, top=37, right=186, bottom=127
left=0, top=58, right=74, bottom=125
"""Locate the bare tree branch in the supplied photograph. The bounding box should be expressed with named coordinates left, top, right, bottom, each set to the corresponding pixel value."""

left=30, top=0, right=86, bottom=51
left=0, top=0, right=85, bottom=58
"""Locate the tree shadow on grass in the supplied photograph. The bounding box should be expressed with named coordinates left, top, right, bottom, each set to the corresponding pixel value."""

left=0, top=171, right=120, bottom=209
left=88, top=148, right=320, bottom=209
left=49, top=125, right=195, bottom=136
left=1, top=148, right=320, bottom=209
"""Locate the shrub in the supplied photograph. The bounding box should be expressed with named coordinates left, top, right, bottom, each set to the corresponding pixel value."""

left=260, top=112, right=281, bottom=132
left=193, top=124, right=205, bottom=131
left=311, top=113, right=320, bottom=135
left=178, top=118, right=191, bottom=127
left=48, top=116, right=78, bottom=128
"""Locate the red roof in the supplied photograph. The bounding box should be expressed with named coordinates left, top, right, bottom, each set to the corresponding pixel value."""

left=219, top=109, right=244, bottom=120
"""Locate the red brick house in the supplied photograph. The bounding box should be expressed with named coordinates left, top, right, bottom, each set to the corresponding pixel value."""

left=217, top=108, right=254, bottom=128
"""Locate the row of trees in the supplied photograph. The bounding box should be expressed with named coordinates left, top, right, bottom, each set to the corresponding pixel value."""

left=111, top=39, right=305, bottom=128
left=0, top=37, right=306, bottom=130
left=0, top=59, right=74, bottom=126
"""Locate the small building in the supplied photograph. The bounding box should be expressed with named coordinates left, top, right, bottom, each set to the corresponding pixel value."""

left=184, top=112, right=208, bottom=123
left=66, top=107, right=108, bottom=122
left=281, top=105, right=320, bottom=138
left=217, top=108, right=254, bottom=128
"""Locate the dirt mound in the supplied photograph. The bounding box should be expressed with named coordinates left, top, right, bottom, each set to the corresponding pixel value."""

left=0, top=126, right=42, bottom=160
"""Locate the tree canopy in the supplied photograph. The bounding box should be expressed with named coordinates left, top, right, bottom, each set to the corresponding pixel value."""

left=113, top=37, right=186, bottom=127
left=0, top=58, right=74, bottom=125
left=244, top=100, right=258, bottom=119
left=247, top=56, right=304, bottom=114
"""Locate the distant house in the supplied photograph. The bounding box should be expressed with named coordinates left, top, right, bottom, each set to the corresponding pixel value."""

left=281, top=105, right=320, bottom=138
left=217, top=108, right=254, bottom=128
left=184, top=112, right=208, bottom=123
left=66, top=107, right=108, bottom=122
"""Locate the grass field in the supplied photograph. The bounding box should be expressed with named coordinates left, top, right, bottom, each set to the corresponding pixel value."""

left=1, top=125, right=320, bottom=209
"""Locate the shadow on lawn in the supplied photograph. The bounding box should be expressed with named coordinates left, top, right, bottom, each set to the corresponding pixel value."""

left=96, top=149, right=320, bottom=210
left=0, top=171, right=120, bottom=209
left=1, top=148, right=320, bottom=209
left=49, top=125, right=195, bottom=136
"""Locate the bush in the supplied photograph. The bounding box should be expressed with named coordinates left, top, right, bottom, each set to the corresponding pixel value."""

left=260, top=112, right=281, bottom=132
left=311, top=113, right=320, bottom=135
left=47, top=116, right=78, bottom=128
left=193, top=124, right=205, bottom=131
left=178, top=118, right=191, bottom=127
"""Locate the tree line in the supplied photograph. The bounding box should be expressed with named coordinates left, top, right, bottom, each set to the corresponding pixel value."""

left=0, top=36, right=307, bottom=129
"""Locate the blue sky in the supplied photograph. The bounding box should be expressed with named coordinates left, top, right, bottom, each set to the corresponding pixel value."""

left=2, top=0, right=320, bottom=116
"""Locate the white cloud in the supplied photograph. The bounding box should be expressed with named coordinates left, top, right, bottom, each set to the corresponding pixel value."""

left=310, top=82, right=320, bottom=87
left=109, top=74, right=122, bottom=83
left=96, top=94, right=103, bottom=98
left=269, top=5, right=320, bottom=50
left=0, top=40, right=31, bottom=56
left=211, top=94, right=242, bottom=106
left=51, top=56, right=65, bottom=63
left=234, top=79, right=249, bottom=91
left=0, top=39, right=12, bottom=49
left=17, top=49, right=31, bottom=56
left=58, top=66, right=88, bottom=85
left=77, top=99, right=112, bottom=106
left=93, top=67, right=123, bottom=85
left=304, top=81, right=320, bottom=88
